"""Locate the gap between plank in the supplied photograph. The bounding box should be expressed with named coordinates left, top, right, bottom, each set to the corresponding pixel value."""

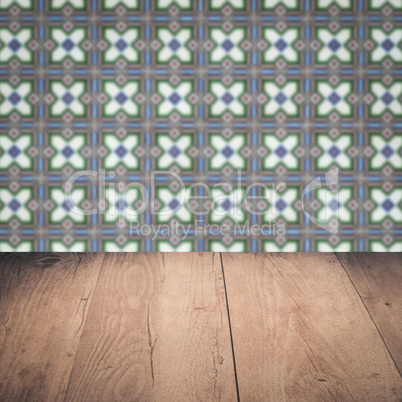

left=335, top=253, right=402, bottom=378
left=219, top=252, right=241, bottom=402
left=63, top=252, right=109, bottom=402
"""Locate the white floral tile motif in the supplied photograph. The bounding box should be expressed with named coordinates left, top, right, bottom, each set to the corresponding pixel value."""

left=0, top=28, right=34, bottom=64
left=101, top=28, right=141, bottom=64
left=156, top=27, right=193, bottom=64
left=209, top=28, right=248, bottom=64
left=262, top=28, right=300, bottom=64
left=49, top=28, right=87, bottom=64
left=0, top=0, right=401, bottom=251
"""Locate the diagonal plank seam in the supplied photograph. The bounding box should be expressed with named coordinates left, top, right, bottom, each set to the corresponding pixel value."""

left=219, top=252, right=241, bottom=402
left=63, top=252, right=108, bottom=402
left=335, top=252, right=402, bottom=378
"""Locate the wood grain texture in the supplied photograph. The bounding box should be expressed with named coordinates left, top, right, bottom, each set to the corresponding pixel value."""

left=64, top=253, right=236, bottom=402
left=336, top=252, right=402, bottom=374
left=0, top=253, right=105, bottom=401
left=222, top=252, right=402, bottom=401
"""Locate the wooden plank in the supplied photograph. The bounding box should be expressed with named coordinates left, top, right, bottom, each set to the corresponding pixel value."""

left=64, top=252, right=237, bottom=401
left=336, top=252, right=402, bottom=374
left=0, top=253, right=105, bottom=401
left=222, top=252, right=402, bottom=401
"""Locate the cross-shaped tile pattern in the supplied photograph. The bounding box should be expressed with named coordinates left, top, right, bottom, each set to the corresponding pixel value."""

left=0, top=0, right=401, bottom=251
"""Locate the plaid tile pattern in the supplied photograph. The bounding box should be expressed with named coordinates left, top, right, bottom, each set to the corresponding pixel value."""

left=0, top=0, right=401, bottom=251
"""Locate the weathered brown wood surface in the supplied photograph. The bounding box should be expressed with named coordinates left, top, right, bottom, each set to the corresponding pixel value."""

left=221, top=253, right=401, bottom=401
left=0, top=253, right=105, bottom=401
left=64, top=253, right=236, bottom=401
left=0, top=252, right=400, bottom=401
left=336, top=252, right=402, bottom=374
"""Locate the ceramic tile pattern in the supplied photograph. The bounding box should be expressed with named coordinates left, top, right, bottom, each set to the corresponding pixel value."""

left=0, top=0, right=401, bottom=251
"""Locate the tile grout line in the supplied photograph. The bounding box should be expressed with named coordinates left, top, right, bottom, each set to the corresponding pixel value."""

left=219, top=252, right=240, bottom=402
left=335, top=252, right=401, bottom=378
left=62, top=252, right=109, bottom=401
